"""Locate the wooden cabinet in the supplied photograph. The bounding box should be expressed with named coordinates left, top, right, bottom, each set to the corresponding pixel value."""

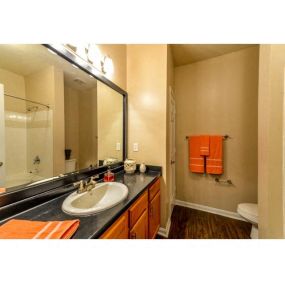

left=148, top=191, right=160, bottom=239
left=130, top=210, right=148, bottom=239
left=100, top=178, right=160, bottom=239
left=129, top=191, right=148, bottom=228
left=100, top=212, right=129, bottom=239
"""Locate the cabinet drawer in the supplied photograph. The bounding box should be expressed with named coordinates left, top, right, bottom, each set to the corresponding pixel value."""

left=100, top=211, right=129, bottom=239
left=129, top=191, right=148, bottom=228
left=149, top=178, right=160, bottom=201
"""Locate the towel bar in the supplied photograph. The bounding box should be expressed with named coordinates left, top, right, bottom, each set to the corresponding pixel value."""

left=185, top=134, right=231, bottom=140
left=214, top=178, right=233, bottom=185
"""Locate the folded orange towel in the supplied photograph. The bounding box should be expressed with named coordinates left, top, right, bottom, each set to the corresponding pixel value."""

left=189, top=136, right=205, bottom=173
left=0, top=219, right=80, bottom=239
left=199, top=135, right=210, bottom=156
left=206, top=136, right=223, bottom=175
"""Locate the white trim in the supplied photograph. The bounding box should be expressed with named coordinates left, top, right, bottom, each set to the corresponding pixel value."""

left=157, top=203, right=174, bottom=238
left=174, top=199, right=246, bottom=222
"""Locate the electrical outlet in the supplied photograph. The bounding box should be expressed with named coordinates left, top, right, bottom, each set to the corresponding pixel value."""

left=116, top=142, right=121, bottom=151
left=133, top=143, right=139, bottom=152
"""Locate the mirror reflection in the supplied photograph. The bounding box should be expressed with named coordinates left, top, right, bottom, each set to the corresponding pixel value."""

left=0, top=44, right=124, bottom=193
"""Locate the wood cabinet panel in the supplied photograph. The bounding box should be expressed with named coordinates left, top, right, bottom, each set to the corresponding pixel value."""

left=130, top=209, right=148, bottom=239
left=129, top=191, right=148, bottom=228
left=149, top=178, right=160, bottom=201
left=148, top=191, right=160, bottom=239
left=100, top=212, right=129, bottom=239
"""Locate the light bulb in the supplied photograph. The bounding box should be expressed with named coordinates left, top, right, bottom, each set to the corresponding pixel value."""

left=75, top=44, right=88, bottom=60
left=103, top=56, right=114, bottom=75
left=87, top=44, right=102, bottom=70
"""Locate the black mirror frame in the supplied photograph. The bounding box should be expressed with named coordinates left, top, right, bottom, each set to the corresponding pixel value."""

left=0, top=44, right=128, bottom=210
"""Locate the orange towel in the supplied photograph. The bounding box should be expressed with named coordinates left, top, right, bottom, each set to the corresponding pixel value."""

left=189, top=136, right=204, bottom=173
left=0, top=188, right=6, bottom=193
left=0, top=219, right=80, bottom=239
left=199, top=135, right=210, bottom=156
left=206, top=136, right=223, bottom=175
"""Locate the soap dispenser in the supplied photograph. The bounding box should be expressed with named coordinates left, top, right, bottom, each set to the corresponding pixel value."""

left=104, top=166, right=115, bottom=182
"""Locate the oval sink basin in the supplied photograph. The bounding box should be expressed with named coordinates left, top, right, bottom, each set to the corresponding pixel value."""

left=62, top=182, right=128, bottom=216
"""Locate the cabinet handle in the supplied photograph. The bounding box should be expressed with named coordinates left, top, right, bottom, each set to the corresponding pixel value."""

left=131, top=232, right=136, bottom=239
left=0, top=162, right=3, bottom=167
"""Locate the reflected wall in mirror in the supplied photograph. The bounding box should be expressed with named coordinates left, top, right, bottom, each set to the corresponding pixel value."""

left=0, top=44, right=124, bottom=193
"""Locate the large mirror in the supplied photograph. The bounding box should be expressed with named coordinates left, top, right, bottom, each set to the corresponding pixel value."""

left=0, top=44, right=125, bottom=194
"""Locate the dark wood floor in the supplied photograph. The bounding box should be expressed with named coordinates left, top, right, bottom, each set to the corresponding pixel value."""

left=163, top=205, right=251, bottom=239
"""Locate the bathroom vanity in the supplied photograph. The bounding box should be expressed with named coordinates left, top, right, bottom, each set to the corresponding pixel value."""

left=0, top=166, right=161, bottom=239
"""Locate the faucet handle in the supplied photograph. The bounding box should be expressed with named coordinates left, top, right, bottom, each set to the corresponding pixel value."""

left=89, top=175, right=99, bottom=184
left=73, top=180, right=85, bottom=192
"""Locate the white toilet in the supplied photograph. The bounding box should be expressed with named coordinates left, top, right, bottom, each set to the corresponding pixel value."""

left=237, top=203, right=258, bottom=239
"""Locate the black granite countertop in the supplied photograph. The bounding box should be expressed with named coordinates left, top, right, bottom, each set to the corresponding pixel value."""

left=1, top=170, right=160, bottom=239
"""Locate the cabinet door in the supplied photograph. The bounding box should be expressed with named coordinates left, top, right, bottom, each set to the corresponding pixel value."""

left=130, top=210, right=148, bottom=239
left=129, top=191, right=148, bottom=228
left=100, top=212, right=129, bottom=239
left=149, top=191, right=160, bottom=239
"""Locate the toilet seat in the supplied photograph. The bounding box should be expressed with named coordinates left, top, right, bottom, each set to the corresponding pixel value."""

left=237, top=203, right=258, bottom=224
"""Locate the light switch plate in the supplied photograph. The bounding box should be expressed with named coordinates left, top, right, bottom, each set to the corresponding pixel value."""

left=116, top=142, right=121, bottom=151
left=133, top=143, right=139, bottom=152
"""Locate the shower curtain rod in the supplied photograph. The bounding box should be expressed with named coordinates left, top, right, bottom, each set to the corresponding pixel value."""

left=4, top=93, right=50, bottom=109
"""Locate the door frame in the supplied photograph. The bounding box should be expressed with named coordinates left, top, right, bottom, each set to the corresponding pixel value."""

left=0, top=84, right=5, bottom=187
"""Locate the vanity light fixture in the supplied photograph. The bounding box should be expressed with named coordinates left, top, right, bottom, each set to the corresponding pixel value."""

left=101, top=55, right=114, bottom=75
left=87, top=44, right=102, bottom=70
left=75, top=44, right=89, bottom=61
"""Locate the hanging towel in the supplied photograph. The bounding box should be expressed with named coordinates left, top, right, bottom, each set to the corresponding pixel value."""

left=189, top=136, right=204, bottom=173
left=199, top=135, right=210, bottom=156
left=0, top=219, right=80, bottom=239
left=206, top=136, right=223, bottom=175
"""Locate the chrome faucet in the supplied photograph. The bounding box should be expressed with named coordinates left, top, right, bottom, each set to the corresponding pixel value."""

left=73, top=175, right=99, bottom=194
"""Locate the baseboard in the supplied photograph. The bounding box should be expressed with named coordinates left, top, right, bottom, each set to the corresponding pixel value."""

left=157, top=203, right=174, bottom=238
left=174, top=199, right=246, bottom=222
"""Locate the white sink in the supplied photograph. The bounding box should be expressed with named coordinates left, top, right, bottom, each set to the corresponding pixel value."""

left=62, top=182, right=128, bottom=216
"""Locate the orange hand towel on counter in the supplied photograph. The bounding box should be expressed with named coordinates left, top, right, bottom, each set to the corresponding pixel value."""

left=189, top=136, right=204, bottom=173
left=206, top=136, right=223, bottom=175
left=0, top=219, right=80, bottom=239
left=199, top=135, right=210, bottom=156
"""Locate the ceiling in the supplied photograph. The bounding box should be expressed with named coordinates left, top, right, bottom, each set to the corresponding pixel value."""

left=171, top=44, right=256, bottom=66
left=0, top=44, right=97, bottom=91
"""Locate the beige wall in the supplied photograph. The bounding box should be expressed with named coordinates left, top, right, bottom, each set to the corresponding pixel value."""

left=0, top=68, right=27, bottom=178
left=97, top=81, right=123, bottom=162
left=174, top=47, right=259, bottom=212
left=64, top=85, right=98, bottom=170
left=258, top=45, right=285, bottom=238
left=78, top=88, right=98, bottom=169
left=127, top=44, right=169, bottom=227
left=64, top=86, right=80, bottom=166
left=97, top=45, right=126, bottom=90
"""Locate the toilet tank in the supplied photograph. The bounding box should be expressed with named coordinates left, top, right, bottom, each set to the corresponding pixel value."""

left=65, top=159, right=77, bottom=173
